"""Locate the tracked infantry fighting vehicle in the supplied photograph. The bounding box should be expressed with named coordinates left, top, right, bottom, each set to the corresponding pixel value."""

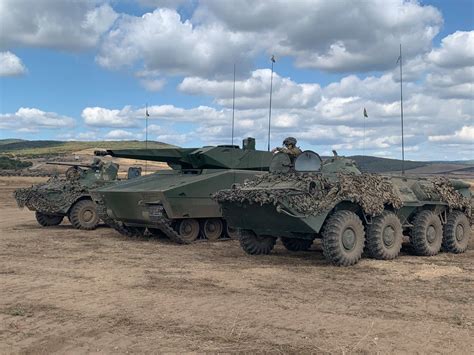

left=215, top=151, right=472, bottom=266
left=92, top=138, right=273, bottom=243
left=14, top=159, right=138, bottom=230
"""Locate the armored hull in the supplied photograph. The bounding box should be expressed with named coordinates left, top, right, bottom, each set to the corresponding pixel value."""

left=215, top=151, right=472, bottom=266
left=92, top=139, right=273, bottom=243
left=14, top=160, right=122, bottom=230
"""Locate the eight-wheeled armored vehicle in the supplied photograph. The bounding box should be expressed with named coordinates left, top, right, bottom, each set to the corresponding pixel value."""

left=215, top=151, right=472, bottom=266
left=92, top=138, right=273, bottom=243
left=14, top=159, right=138, bottom=230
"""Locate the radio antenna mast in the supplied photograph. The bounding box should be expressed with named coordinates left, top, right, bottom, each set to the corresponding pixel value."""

left=397, top=44, right=405, bottom=175
left=267, top=55, right=276, bottom=151
left=145, top=103, right=149, bottom=174
left=231, top=63, right=236, bottom=146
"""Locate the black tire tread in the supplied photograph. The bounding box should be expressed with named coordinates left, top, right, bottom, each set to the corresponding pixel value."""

left=410, top=210, right=442, bottom=256
left=442, top=210, right=471, bottom=253
left=35, top=211, right=64, bottom=227
left=366, top=211, right=403, bottom=260
left=321, top=210, right=365, bottom=266
left=69, top=199, right=99, bottom=230
left=240, top=230, right=276, bottom=255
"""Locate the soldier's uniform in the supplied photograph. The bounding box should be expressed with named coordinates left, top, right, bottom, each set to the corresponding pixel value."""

left=273, top=137, right=302, bottom=160
left=275, top=146, right=302, bottom=158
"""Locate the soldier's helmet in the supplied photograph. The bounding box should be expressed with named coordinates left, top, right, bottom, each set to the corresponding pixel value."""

left=283, top=137, right=297, bottom=146
left=92, top=157, right=102, bottom=166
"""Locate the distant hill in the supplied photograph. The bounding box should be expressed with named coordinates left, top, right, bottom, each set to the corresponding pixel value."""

left=350, top=155, right=428, bottom=173
left=0, top=140, right=174, bottom=158
left=0, top=139, right=26, bottom=145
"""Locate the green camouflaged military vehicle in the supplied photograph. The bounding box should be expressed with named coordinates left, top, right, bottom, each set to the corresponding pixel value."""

left=14, top=159, right=139, bottom=230
left=92, top=138, right=273, bottom=243
left=215, top=151, right=472, bottom=266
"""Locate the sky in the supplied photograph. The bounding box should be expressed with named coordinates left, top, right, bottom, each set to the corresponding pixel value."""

left=0, top=0, right=473, bottom=161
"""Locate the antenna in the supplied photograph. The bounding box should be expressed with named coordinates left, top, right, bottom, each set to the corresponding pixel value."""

left=145, top=103, right=149, bottom=174
left=231, top=63, right=236, bottom=146
left=398, top=44, right=405, bottom=174
left=267, top=55, right=276, bottom=151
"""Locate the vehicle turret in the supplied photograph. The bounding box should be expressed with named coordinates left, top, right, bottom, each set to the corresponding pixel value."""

left=94, top=137, right=272, bottom=171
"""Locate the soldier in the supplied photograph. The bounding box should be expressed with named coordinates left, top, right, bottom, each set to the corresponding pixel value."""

left=272, top=137, right=302, bottom=159
left=91, top=157, right=105, bottom=170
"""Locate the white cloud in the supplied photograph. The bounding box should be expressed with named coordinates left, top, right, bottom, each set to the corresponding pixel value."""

left=0, top=0, right=118, bottom=51
left=0, top=107, right=75, bottom=130
left=97, top=8, right=256, bottom=77
left=428, top=31, right=474, bottom=69
left=97, top=1, right=442, bottom=78
left=197, top=0, right=442, bottom=72
left=82, top=106, right=141, bottom=128
left=137, top=0, right=189, bottom=9
left=179, top=69, right=321, bottom=109
left=0, top=51, right=27, bottom=76
left=105, top=129, right=141, bottom=140
left=139, top=78, right=167, bottom=92
left=429, top=126, right=474, bottom=145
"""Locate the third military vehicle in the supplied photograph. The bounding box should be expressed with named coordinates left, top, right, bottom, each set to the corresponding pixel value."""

left=14, top=158, right=133, bottom=230
left=215, top=151, right=472, bottom=266
left=92, top=138, right=273, bottom=243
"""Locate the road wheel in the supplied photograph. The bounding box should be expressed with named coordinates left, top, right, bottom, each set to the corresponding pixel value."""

left=201, top=218, right=224, bottom=241
left=240, top=230, right=276, bottom=255
left=410, top=210, right=442, bottom=256
left=35, top=211, right=63, bottom=226
left=322, top=210, right=365, bottom=266
left=366, top=211, right=403, bottom=260
left=442, top=211, right=471, bottom=253
left=175, top=219, right=200, bottom=243
left=281, top=237, right=313, bottom=251
left=69, top=200, right=99, bottom=230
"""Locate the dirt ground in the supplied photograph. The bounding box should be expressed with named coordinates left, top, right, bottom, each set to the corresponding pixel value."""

left=1, top=177, right=473, bottom=354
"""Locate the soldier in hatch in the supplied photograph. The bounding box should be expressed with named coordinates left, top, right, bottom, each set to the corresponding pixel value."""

left=271, top=137, right=302, bottom=159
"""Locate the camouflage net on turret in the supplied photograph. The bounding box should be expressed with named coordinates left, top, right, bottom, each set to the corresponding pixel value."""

left=14, top=176, right=88, bottom=214
left=431, top=177, right=471, bottom=212
left=214, top=173, right=403, bottom=217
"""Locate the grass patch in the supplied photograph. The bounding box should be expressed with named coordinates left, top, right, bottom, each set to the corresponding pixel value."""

left=0, top=140, right=174, bottom=158
left=0, top=156, right=33, bottom=170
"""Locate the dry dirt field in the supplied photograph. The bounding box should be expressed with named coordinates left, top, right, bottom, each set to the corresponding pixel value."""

left=1, top=177, right=473, bottom=354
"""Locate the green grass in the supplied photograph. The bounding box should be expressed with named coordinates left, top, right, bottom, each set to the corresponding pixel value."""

left=0, top=156, right=33, bottom=170
left=0, top=140, right=174, bottom=158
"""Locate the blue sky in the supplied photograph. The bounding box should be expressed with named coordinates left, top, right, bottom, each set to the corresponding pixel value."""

left=0, top=0, right=472, bottom=161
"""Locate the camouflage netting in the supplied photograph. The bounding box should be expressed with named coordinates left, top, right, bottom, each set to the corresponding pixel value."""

left=214, top=172, right=403, bottom=217
left=14, top=176, right=88, bottom=214
left=431, top=177, right=471, bottom=211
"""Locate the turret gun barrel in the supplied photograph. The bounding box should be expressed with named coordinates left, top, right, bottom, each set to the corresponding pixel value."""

left=46, top=162, right=93, bottom=168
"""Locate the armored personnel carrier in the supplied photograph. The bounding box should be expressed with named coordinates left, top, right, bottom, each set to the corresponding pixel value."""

left=215, top=151, right=472, bottom=266
left=14, top=158, right=137, bottom=230
left=92, top=138, right=273, bottom=243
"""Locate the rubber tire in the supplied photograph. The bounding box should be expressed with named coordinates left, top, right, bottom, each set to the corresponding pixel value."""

left=240, top=230, right=276, bottom=255
left=410, top=210, right=443, bottom=256
left=202, top=218, right=224, bottom=241
left=69, top=199, right=99, bottom=230
left=442, top=211, right=471, bottom=253
left=281, top=237, right=313, bottom=251
left=366, top=211, right=403, bottom=260
left=35, top=211, right=64, bottom=227
left=322, top=210, right=365, bottom=266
